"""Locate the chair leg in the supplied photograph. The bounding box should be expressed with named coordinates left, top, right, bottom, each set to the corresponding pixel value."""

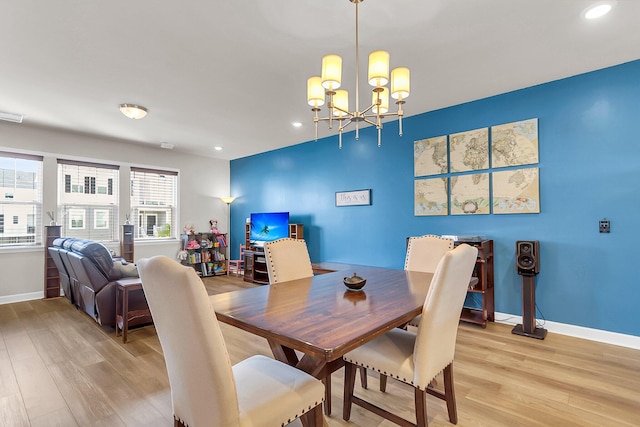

left=301, top=403, right=324, bottom=427
left=380, top=373, right=388, bottom=392
left=323, top=375, right=332, bottom=415
left=443, top=363, right=457, bottom=424
left=359, top=366, right=368, bottom=389
left=343, top=362, right=358, bottom=421
left=414, top=388, right=428, bottom=427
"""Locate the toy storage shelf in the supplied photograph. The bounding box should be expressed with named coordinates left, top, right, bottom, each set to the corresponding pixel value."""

left=181, top=232, right=228, bottom=277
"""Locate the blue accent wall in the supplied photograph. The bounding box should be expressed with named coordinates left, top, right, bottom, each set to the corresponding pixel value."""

left=230, top=59, right=640, bottom=337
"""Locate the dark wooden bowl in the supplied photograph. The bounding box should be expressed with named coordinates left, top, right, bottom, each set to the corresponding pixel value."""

left=343, top=273, right=366, bottom=291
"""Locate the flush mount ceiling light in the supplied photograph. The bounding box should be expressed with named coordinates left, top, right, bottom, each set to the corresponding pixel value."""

left=307, top=0, right=410, bottom=148
left=584, top=1, right=615, bottom=19
left=119, top=104, right=148, bottom=119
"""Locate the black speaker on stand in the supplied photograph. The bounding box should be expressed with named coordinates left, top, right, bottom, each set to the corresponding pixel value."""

left=512, top=240, right=547, bottom=339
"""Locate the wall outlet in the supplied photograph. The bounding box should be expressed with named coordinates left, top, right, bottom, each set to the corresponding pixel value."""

left=599, top=219, right=610, bottom=233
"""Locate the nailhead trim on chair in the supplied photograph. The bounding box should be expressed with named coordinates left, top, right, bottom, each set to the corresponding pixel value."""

left=265, top=238, right=300, bottom=283
left=175, top=398, right=324, bottom=427
left=404, top=234, right=454, bottom=271
left=343, top=358, right=453, bottom=391
left=280, top=399, right=324, bottom=427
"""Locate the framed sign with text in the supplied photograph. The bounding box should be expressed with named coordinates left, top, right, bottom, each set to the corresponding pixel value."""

left=336, top=189, right=371, bottom=206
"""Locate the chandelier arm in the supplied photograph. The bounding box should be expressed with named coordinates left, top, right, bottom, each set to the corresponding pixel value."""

left=340, top=117, right=355, bottom=131
left=360, top=103, right=376, bottom=115
left=332, top=106, right=356, bottom=118
left=362, top=117, right=378, bottom=127
left=363, top=111, right=398, bottom=120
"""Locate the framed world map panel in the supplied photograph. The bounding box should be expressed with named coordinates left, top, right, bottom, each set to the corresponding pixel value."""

left=414, top=135, right=448, bottom=177
left=450, top=172, right=490, bottom=215
left=491, top=118, right=538, bottom=168
left=415, top=177, right=448, bottom=216
left=449, top=127, right=489, bottom=173
left=492, top=167, right=540, bottom=214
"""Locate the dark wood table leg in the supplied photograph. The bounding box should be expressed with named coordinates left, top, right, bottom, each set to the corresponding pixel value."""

left=122, top=286, right=130, bottom=343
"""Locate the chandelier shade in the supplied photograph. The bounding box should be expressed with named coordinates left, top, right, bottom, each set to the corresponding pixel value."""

left=372, top=87, right=389, bottom=115
left=368, top=50, right=390, bottom=87
left=307, top=76, right=325, bottom=107
left=391, top=67, right=410, bottom=100
left=321, top=54, right=343, bottom=90
left=333, top=90, right=350, bottom=117
left=307, top=0, right=410, bottom=148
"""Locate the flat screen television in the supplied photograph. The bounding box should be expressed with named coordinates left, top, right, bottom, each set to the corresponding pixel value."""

left=250, top=212, right=290, bottom=246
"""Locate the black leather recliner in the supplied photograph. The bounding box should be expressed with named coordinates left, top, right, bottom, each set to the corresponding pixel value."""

left=48, top=238, right=149, bottom=327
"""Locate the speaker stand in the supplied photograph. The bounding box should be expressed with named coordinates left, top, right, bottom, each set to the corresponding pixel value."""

left=512, top=275, right=547, bottom=340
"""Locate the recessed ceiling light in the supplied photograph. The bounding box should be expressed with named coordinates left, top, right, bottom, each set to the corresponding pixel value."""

left=160, top=142, right=174, bottom=149
left=291, top=121, right=302, bottom=128
left=214, top=146, right=223, bottom=151
left=584, top=2, right=614, bottom=19
left=119, top=103, right=148, bottom=119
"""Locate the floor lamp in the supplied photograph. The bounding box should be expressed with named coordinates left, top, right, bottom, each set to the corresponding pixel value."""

left=220, top=196, right=236, bottom=260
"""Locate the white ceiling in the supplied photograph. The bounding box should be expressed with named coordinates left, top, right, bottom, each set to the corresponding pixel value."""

left=1, top=0, right=639, bottom=161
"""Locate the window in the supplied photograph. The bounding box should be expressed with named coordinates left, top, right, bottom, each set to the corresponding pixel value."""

left=58, top=160, right=119, bottom=241
left=0, top=152, right=43, bottom=246
left=68, top=209, right=86, bottom=229
left=27, top=214, right=35, bottom=234
left=94, top=209, right=109, bottom=229
left=130, top=167, right=177, bottom=239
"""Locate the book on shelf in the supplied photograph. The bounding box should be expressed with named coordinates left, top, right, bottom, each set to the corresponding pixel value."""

left=216, top=234, right=227, bottom=247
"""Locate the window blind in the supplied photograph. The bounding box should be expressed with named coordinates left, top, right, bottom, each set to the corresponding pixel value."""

left=0, top=152, right=43, bottom=246
left=130, top=167, right=177, bottom=239
left=57, top=160, right=119, bottom=241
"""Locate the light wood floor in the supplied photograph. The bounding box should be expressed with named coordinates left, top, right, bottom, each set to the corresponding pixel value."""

left=1, top=274, right=639, bottom=427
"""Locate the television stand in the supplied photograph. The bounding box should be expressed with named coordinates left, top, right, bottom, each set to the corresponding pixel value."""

left=243, top=224, right=304, bottom=284
left=243, top=248, right=269, bottom=284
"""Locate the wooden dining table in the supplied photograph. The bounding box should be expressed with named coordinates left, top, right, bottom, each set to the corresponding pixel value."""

left=209, top=263, right=434, bottom=420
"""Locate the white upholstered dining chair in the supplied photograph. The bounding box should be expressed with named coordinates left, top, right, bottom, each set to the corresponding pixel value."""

left=405, top=234, right=455, bottom=328
left=263, top=237, right=364, bottom=415
left=364, top=234, right=456, bottom=392
left=264, top=237, right=314, bottom=284
left=137, top=256, right=325, bottom=427
left=342, top=244, right=478, bottom=427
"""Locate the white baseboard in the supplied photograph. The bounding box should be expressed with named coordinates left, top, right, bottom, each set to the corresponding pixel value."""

left=0, top=291, right=44, bottom=305
left=495, top=311, right=640, bottom=350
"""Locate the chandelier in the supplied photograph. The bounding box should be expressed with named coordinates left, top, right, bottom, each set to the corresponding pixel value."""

left=306, top=0, right=410, bottom=149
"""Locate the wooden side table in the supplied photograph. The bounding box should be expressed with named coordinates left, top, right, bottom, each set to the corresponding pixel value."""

left=115, top=278, right=151, bottom=343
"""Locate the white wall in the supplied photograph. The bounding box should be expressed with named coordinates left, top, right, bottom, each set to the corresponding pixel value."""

left=0, top=123, right=230, bottom=299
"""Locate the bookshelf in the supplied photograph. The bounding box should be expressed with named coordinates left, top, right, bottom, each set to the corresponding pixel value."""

left=120, top=224, right=134, bottom=262
left=181, top=232, right=228, bottom=277
left=44, top=225, right=61, bottom=298
left=459, top=239, right=494, bottom=327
